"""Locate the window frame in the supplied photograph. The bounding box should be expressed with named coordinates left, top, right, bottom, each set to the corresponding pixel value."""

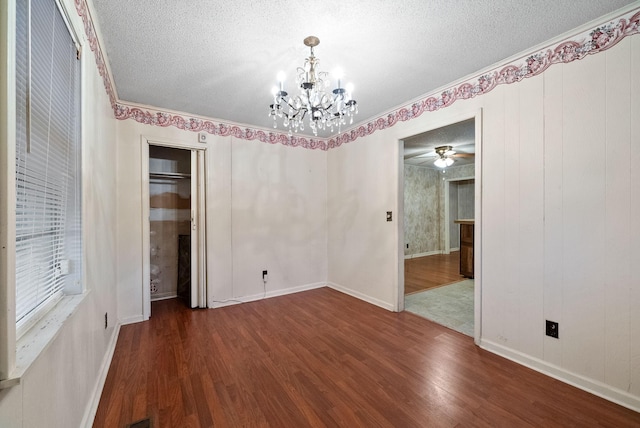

left=14, top=0, right=83, bottom=339
left=0, top=0, right=86, bottom=387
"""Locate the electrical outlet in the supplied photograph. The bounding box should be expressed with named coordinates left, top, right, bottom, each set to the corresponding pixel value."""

left=406, top=244, right=409, bottom=249
left=104, top=312, right=108, bottom=329
left=262, top=270, right=268, bottom=282
left=545, top=320, right=558, bottom=338
left=386, top=211, right=392, bottom=222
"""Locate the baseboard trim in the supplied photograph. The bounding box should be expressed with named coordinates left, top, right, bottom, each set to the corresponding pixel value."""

left=150, top=292, right=177, bottom=302
left=119, top=315, right=144, bottom=325
left=327, top=282, right=395, bottom=311
left=404, top=250, right=442, bottom=259
left=80, top=322, right=121, bottom=428
left=264, top=282, right=326, bottom=299
left=209, top=282, right=326, bottom=308
left=480, top=338, right=640, bottom=412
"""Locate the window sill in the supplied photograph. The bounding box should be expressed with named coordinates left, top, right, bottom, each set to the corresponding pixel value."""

left=0, top=291, right=89, bottom=389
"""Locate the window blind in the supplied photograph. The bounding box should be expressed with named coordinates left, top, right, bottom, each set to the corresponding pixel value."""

left=15, top=0, right=82, bottom=335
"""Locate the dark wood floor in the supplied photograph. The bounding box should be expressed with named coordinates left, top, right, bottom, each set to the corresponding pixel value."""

left=93, top=288, right=640, bottom=427
left=404, top=251, right=463, bottom=294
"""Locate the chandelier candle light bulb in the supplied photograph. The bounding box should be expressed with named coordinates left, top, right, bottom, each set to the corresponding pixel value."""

left=277, top=71, right=286, bottom=91
left=269, top=36, right=358, bottom=136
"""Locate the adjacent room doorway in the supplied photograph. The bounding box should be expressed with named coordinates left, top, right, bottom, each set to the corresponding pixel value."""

left=397, top=109, right=482, bottom=343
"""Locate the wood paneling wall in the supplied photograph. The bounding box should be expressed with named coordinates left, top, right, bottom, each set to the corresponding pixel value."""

left=328, top=35, right=640, bottom=408
left=477, top=36, right=640, bottom=403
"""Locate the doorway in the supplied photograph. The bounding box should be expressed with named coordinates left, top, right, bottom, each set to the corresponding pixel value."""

left=141, top=138, right=207, bottom=319
left=398, top=110, right=482, bottom=342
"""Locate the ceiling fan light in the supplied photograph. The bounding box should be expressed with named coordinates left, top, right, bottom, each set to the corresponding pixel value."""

left=434, top=158, right=447, bottom=168
left=434, top=156, right=455, bottom=168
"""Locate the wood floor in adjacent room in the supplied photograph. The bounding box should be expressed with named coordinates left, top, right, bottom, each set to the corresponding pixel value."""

left=405, top=251, right=464, bottom=294
left=93, top=288, right=640, bottom=428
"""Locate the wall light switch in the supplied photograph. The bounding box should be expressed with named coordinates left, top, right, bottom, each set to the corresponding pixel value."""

left=386, top=211, right=392, bottom=222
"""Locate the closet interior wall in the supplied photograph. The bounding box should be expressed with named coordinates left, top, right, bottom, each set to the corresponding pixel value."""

left=148, top=146, right=191, bottom=301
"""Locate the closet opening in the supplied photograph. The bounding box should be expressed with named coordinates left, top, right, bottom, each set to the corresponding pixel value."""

left=141, top=139, right=207, bottom=319
left=149, top=146, right=192, bottom=304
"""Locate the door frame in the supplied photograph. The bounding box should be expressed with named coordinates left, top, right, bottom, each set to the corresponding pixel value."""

left=397, top=108, right=483, bottom=344
left=140, top=136, right=207, bottom=320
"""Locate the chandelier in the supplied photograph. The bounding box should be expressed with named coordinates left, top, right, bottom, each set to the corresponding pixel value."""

left=433, top=146, right=455, bottom=168
left=269, top=36, right=358, bottom=136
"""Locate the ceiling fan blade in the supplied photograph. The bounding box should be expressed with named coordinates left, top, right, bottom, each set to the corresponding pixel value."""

left=453, top=153, right=474, bottom=158
left=404, top=150, right=434, bottom=160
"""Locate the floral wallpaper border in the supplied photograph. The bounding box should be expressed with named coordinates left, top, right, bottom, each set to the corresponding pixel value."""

left=74, top=1, right=639, bottom=151
left=112, top=105, right=329, bottom=150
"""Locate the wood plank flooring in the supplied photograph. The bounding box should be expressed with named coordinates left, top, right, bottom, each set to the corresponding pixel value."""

left=93, top=288, right=640, bottom=427
left=404, top=252, right=463, bottom=294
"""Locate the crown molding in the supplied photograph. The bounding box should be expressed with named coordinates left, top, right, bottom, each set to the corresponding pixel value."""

left=327, top=6, right=640, bottom=149
left=74, top=0, right=118, bottom=109
left=114, top=102, right=328, bottom=150
left=76, top=1, right=639, bottom=151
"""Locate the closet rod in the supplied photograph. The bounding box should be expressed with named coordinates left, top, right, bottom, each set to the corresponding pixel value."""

left=149, top=171, right=191, bottom=180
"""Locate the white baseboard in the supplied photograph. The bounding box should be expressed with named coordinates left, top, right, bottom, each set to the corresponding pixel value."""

left=480, top=338, right=640, bottom=412
left=150, top=292, right=177, bottom=302
left=404, top=249, right=461, bottom=259
left=264, top=282, right=326, bottom=299
left=404, top=250, right=442, bottom=259
left=208, top=282, right=326, bottom=308
left=327, top=282, right=395, bottom=311
left=118, top=314, right=144, bottom=325
left=80, top=322, right=121, bottom=428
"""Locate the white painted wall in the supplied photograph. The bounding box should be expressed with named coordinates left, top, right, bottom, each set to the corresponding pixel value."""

left=0, top=0, right=119, bottom=426
left=116, top=120, right=328, bottom=322
left=327, top=130, right=400, bottom=310
left=327, top=36, right=640, bottom=409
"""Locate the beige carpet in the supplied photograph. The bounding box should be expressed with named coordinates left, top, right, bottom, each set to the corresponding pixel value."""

left=404, top=279, right=474, bottom=336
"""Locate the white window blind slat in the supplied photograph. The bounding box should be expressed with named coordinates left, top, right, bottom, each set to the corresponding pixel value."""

left=15, top=0, right=82, bottom=334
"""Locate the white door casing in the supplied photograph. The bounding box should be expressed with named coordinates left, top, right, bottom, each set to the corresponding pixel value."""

left=141, top=136, right=207, bottom=319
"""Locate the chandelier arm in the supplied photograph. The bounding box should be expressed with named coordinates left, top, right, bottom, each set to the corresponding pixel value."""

left=287, top=107, right=307, bottom=121
left=281, top=97, right=297, bottom=112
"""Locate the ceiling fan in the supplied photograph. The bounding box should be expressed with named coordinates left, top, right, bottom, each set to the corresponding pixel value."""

left=433, top=145, right=456, bottom=168
left=406, top=145, right=474, bottom=168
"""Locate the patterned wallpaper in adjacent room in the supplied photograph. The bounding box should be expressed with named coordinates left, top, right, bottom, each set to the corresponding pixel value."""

left=404, top=165, right=440, bottom=256
left=404, top=164, right=475, bottom=257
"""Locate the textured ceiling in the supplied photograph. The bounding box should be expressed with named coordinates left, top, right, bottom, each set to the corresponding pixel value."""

left=90, top=0, right=637, bottom=138
left=404, top=118, right=475, bottom=169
